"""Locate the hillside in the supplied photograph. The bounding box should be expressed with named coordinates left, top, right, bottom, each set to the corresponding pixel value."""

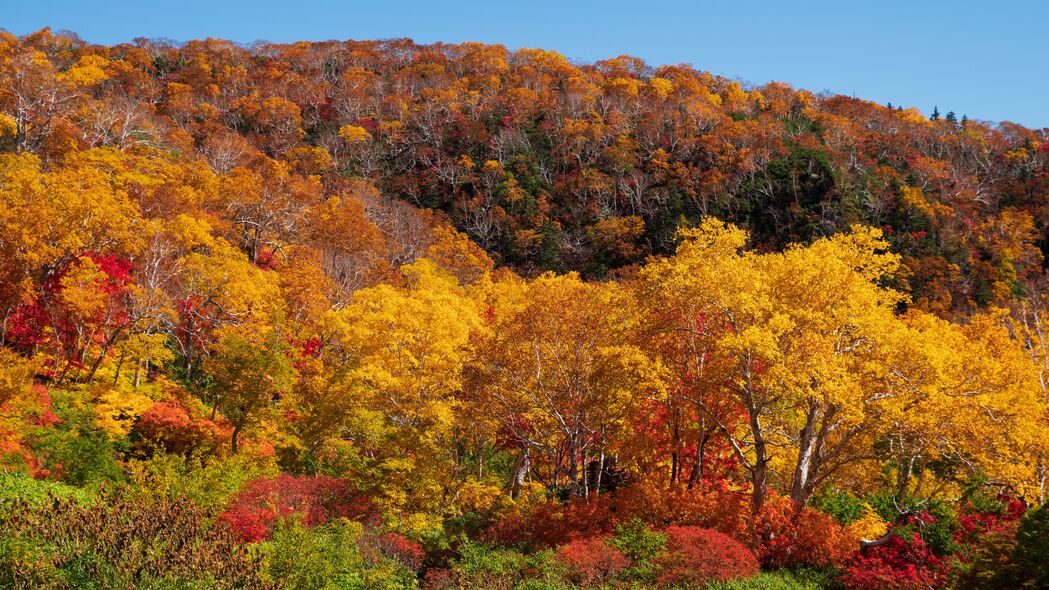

left=1, top=28, right=1048, bottom=589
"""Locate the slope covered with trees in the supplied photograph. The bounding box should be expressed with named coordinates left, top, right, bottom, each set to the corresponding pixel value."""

left=1, top=28, right=1048, bottom=589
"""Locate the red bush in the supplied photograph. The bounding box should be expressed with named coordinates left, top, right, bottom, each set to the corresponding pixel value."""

left=132, top=401, right=224, bottom=456
left=484, top=494, right=617, bottom=548
left=840, top=534, right=947, bottom=590
left=218, top=475, right=378, bottom=542
left=361, top=531, right=425, bottom=571
left=483, top=478, right=750, bottom=549
left=555, top=537, right=630, bottom=586
left=614, top=478, right=751, bottom=537
left=656, top=526, right=759, bottom=587
left=754, top=495, right=852, bottom=568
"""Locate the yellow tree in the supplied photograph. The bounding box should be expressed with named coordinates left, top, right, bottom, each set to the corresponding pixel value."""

left=639, top=219, right=903, bottom=512
left=331, top=259, right=480, bottom=513
left=466, top=272, right=662, bottom=497
left=872, top=310, right=1047, bottom=509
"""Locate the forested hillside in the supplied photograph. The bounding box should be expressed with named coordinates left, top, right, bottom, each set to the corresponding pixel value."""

left=1, top=28, right=1048, bottom=589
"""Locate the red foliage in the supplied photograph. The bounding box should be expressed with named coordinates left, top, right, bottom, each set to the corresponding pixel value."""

left=361, top=531, right=425, bottom=571
left=7, top=252, right=133, bottom=357
left=555, top=537, right=630, bottom=586
left=483, top=479, right=750, bottom=549
left=218, top=475, right=378, bottom=542
left=132, top=400, right=224, bottom=456
left=754, top=495, right=852, bottom=569
left=254, top=248, right=276, bottom=270
left=421, top=567, right=454, bottom=590
left=655, top=526, right=759, bottom=587
left=955, top=498, right=1026, bottom=543
left=614, top=479, right=751, bottom=538
left=485, top=494, right=617, bottom=547
left=840, top=534, right=947, bottom=590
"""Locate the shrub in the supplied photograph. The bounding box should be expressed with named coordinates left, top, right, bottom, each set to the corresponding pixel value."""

left=951, top=522, right=1020, bottom=590
left=1013, top=503, right=1049, bottom=588
left=128, top=450, right=279, bottom=512
left=554, top=537, right=629, bottom=586
left=219, top=474, right=378, bottom=542
left=262, top=519, right=417, bottom=590
left=656, top=526, right=760, bottom=587
left=840, top=533, right=946, bottom=590
left=361, top=531, right=426, bottom=571
left=612, top=478, right=752, bottom=538
left=755, top=496, right=852, bottom=569
left=0, top=495, right=265, bottom=588
left=607, top=518, right=666, bottom=581
left=132, top=400, right=225, bottom=456
left=0, top=471, right=95, bottom=506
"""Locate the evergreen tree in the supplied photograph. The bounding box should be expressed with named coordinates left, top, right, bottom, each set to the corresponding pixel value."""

left=945, top=111, right=957, bottom=124
left=931, top=106, right=940, bottom=120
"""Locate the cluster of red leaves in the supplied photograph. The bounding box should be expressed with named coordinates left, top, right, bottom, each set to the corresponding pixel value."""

left=841, top=498, right=1030, bottom=590
left=219, top=474, right=378, bottom=542
left=361, top=531, right=425, bottom=571
left=485, top=479, right=749, bottom=548
left=955, top=498, right=1026, bottom=543
left=753, top=495, right=853, bottom=569
left=655, top=526, right=760, bottom=587
left=555, top=537, right=630, bottom=586
left=131, top=400, right=225, bottom=456
left=7, top=253, right=133, bottom=353
left=254, top=248, right=277, bottom=270
left=840, top=534, right=947, bottom=590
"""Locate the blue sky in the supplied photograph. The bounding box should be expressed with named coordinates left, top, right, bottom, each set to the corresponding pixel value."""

left=6, top=0, right=1047, bottom=128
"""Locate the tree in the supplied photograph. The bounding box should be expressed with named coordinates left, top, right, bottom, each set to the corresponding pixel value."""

left=639, top=219, right=904, bottom=513
left=331, top=259, right=480, bottom=512
left=208, top=329, right=296, bottom=454
left=467, top=272, right=663, bottom=497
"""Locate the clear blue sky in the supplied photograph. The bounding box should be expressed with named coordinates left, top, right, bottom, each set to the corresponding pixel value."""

left=6, top=0, right=1047, bottom=128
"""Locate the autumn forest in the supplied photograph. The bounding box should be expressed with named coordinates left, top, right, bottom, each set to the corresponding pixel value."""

left=1, top=27, right=1048, bottom=589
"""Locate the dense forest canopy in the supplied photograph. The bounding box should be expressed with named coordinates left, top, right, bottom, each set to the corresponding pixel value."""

left=1, top=27, right=1048, bottom=589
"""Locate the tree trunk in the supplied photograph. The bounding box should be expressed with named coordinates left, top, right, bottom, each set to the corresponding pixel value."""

left=790, top=401, right=820, bottom=509
left=231, top=423, right=243, bottom=455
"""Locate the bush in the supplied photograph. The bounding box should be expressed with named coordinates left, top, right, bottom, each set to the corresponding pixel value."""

left=607, top=518, right=666, bottom=582
left=128, top=450, right=279, bottom=512
left=1013, top=503, right=1049, bottom=588
left=131, top=400, right=225, bottom=456
left=554, top=537, right=629, bottom=586
left=429, top=542, right=562, bottom=590
left=656, top=526, right=760, bottom=587
left=840, top=533, right=946, bottom=590
left=0, top=471, right=95, bottom=506
left=219, top=474, right=378, bottom=542
left=261, top=519, right=418, bottom=590
left=755, top=496, right=852, bottom=569
left=0, top=495, right=265, bottom=588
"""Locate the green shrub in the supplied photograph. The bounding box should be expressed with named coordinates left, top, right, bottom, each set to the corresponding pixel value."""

left=708, top=568, right=835, bottom=590
left=1013, top=503, right=1049, bottom=588
left=437, top=542, right=563, bottom=590
left=0, top=472, right=95, bottom=506
left=260, top=519, right=418, bottom=590
left=607, top=518, right=666, bottom=582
